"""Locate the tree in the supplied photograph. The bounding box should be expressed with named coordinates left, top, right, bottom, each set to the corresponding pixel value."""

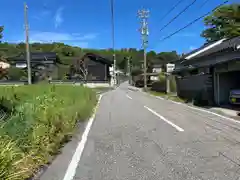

left=156, top=51, right=179, bottom=64
left=0, top=26, right=3, bottom=41
left=201, top=4, right=240, bottom=42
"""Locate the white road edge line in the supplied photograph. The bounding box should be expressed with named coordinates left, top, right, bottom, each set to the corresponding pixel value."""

left=185, top=104, right=240, bottom=124
left=144, top=92, right=240, bottom=124
left=126, top=95, right=133, bottom=100
left=144, top=106, right=184, bottom=132
left=63, top=94, right=103, bottom=180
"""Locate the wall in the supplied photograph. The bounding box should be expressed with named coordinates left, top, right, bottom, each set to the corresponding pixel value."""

left=87, top=59, right=108, bottom=81
left=176, top=74, right=213, bottom=105
left=152, top=67, right=162, bottom=73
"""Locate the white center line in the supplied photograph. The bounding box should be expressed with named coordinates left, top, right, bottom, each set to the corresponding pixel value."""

left=126, top=95, right=133, bottom=100
left=144, top=106, right=184, bottom=132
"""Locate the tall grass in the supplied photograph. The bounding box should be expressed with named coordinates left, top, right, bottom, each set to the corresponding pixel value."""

left=0, top=85, right=97, bottom=180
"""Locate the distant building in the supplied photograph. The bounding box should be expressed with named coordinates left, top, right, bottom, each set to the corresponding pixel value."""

left=152, top=64, right=162, bottom=73
left=68, top=53, right=112, bottom=82
left=8, top=52, right=57, bottom=82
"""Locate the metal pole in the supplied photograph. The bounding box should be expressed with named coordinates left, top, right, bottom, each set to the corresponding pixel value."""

left=24, top=3, right=31, bottom=84
left=110, top=0, right=116, bottom=86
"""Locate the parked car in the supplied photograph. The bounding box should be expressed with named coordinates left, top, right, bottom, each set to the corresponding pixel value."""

left=229, top=89, right=240, bottom=105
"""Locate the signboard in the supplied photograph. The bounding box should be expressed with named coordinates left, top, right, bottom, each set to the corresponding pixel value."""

left=166, top=63, right=175, bottom=73
left=16, top=63, right=27, bottom=69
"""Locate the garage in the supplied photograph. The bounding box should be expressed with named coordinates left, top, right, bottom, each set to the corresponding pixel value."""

left=214, top=60, right=240, bottom=105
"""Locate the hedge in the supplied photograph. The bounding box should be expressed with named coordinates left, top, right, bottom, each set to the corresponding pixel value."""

left=0, top=84, right=97, bottom=180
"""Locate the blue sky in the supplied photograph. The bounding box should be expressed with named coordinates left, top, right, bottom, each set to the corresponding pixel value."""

left=0, top=0, right=238, bottom=54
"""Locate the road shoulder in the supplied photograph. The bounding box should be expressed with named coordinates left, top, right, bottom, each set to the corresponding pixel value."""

left=38, top=94, right=104, bottom=180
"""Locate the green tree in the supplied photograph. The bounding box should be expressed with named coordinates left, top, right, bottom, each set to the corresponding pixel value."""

left=0, top=26, right=3, bottom=41
left=201, top=4, right=240, bottom=42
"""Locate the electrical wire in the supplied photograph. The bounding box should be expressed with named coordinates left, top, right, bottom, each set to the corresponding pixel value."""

left=199, top=0, right=212, bottom=9
left=159, top=0, right=198, bottom=33
left=159, top=0, right=185, bottom=22
left=159, top=1, right=229, bottom=43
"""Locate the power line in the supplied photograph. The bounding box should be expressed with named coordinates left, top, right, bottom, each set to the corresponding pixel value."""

left=199, top=0, right=212, bottom=9
left=159, top=0, right=185, bottom=22
left=159, top=1, right=229, bottom=43
left=159, top=0, right=198, bottom=33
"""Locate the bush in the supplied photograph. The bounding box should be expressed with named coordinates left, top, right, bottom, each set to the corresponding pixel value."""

left=0, top=85, right=97, bottom=180
left=159, top=73, right=166, bottom=82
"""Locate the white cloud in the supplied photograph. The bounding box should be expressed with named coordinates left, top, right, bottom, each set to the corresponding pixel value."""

left=7, top=32, right=98, bottom=48
left=33, top=10, right=51, bottom=20
left=29, top=31, right=98, bottom=42
left=71, top=42, right=89, bottom=48
left=54, top=7, right=64, bottom=28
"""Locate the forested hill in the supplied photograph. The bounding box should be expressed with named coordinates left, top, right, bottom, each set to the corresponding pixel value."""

left=0, top=42, right=180, bottom=71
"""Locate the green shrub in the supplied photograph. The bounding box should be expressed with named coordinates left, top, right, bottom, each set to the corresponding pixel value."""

left=159, top=73, right=166, bottom=82
left=0, top=85, right=97, bottom=180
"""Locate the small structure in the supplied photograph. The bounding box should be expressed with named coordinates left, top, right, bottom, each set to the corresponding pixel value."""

left=173, top=36, right=240, bottom=106
left=68, top=53, right=112, bottom=83
left=152, top=64, right=162, bottom=73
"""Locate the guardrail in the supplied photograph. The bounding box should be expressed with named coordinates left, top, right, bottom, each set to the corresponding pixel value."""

left=0, top=80, right=27, bottom=85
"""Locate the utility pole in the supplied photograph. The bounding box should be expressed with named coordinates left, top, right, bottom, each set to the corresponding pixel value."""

left=110, top=0, right=116, bottom=86
left=24, top=2, right=31, bottom=84
left=126, top=52, right=132, bottom=85
left=138, top=9, right=149, bottom=90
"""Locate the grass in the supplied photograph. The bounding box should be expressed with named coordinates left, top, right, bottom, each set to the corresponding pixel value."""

left=149, top=90, right=166, bottom=97
left=168, top=96, right=186, bottom=103
left=0, top=85, right=97, bottom=180
left=148, top=90, right=185, bottom=103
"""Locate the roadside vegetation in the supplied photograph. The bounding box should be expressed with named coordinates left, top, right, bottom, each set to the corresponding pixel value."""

left=149, top=90, right=185, bottom=103
left=0, top=85, right=97, bottom=180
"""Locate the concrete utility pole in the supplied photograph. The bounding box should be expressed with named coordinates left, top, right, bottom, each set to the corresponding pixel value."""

left=110, top=0, right=116, bottom=86
left=127, top=54, right=132, bottom=85
left=138, top=9, right=149, bottom=90
left=24, top=2, right=31, bottom=84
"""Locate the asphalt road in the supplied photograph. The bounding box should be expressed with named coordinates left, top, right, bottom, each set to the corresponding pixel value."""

left=71, top=83, right=240, bottom=180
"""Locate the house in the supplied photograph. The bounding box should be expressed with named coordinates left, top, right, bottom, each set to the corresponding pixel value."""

left=8, top=52, right=57, bottom=66
left=68, top=53, right=112, bottom=82
left=173, top=36, right=240, bottom=106
left=7, top=52, right=57, bottom=82
left=152, top=64, right=162, bottom=73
